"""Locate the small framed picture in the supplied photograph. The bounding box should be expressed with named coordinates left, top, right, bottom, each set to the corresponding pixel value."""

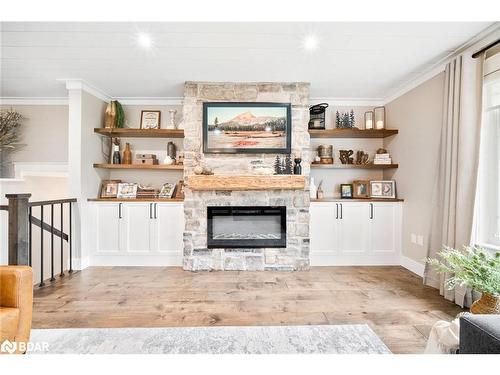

left=100, top=180, right=121, bottom=198
left=117, top=183, right=138, bottom=199
left=140, top=110, right=161, bottom=129
left=353, top=180, right=370, bottom=198
left=370, top=180, right=396, bottom=199
left=340, top=184, right=353, bottom=199
left=158, top=183, right=175, bottom=198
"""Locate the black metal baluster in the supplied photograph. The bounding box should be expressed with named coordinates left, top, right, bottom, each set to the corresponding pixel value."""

left=60, top=203, right=64, bottom=277
left=69, top=202, right=73, bottom=273
left=28, top=206, right=32, bottom=267
left=50, top=204, right=55, bottom=281
left=39, top=205, right=45, bottom=287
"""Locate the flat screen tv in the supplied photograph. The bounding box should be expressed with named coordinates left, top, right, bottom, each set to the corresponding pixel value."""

left=203, top=102, right=292, bottom=154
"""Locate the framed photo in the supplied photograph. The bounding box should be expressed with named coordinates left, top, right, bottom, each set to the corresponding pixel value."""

left=140, top=110, right=161, bottom=129
left=340, top=184, right=353, bottom=199
left=203, top=102, right=291, bottom=154
left=173, top=180, right=185, bottom=199
left=370, top=180, right=396, bottom=199
left=100, top=180, right=121, bottom=198
left=158, top=183, right=175, bottom=198
left=353, top=180, right=370, bottom=198
left=117, top=183, right=138, bottom=199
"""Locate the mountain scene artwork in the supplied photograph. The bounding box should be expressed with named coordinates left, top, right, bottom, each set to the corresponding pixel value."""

left=203, top=103, right=291, bottom=153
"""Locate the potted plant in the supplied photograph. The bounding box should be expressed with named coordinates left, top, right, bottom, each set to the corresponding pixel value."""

left=0, top=109, right=24, bottom=177
left=427, top=246, right=500, bottom=314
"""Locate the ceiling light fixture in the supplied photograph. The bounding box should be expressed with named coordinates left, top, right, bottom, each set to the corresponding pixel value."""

left=137, top=32, right=153, bottom=49
left=303, top=35, right=319, bottom=51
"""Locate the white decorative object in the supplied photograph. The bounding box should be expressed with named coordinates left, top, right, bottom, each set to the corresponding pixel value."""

left=310, top=177, right=317, bottom=199
left=168, top=109, right=177, bottom=129
left=163, top=155, right=174, bottom=165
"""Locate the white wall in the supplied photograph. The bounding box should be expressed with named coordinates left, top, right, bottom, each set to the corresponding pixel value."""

left=0, top=105, right=68, bottom=177
left=384, top=73, right=445, bottom=264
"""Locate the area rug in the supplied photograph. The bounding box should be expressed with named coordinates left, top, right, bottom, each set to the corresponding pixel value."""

left=29, top=324, right=390, bottom=354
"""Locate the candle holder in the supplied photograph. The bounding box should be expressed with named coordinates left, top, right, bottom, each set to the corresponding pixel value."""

left=374, top=106, right=386, bottom=130
left=364, top=111, right=374, bottom=130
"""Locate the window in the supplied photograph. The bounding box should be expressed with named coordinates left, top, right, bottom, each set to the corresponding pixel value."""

left=476, top=52, right=500, bottom=251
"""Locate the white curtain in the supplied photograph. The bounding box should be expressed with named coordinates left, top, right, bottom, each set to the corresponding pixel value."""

left=424, top=53, right=484, bottom=307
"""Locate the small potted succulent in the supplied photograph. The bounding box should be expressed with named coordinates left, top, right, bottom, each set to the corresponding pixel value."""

left=427, top=246, right=500, bottom=314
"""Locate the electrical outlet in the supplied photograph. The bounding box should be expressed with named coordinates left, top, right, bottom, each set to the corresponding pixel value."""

left=417, top=235, right=424, bottom=246
left=410, top=233, right=417, bottom=244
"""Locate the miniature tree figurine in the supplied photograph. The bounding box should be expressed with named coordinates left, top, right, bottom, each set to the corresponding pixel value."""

left=285, top=154, right=293, bottom=174
left=349, top=110, right=355, bottom=128
left=335, top=111, right=341, bottom=128
left=274, top=155, right=282, bottom=174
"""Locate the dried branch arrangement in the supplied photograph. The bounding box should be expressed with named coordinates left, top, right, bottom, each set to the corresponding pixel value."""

left=0, top=109, right=24, bottom=175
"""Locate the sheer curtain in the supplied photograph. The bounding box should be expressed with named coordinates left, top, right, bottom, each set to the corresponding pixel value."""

left=424, top=53, right=484, bottom=307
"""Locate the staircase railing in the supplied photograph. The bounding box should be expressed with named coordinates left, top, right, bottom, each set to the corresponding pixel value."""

left=1, top=194, right=77, bottom=287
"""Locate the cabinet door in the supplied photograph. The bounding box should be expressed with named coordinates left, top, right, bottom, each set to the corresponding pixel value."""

left=337, top=202, right=369, bottom=254
left=370, top=203, right=398, bottom=254
left=95, top=203, right=122, bottom=253
left=121, top=203, right=152, bottom=253
left=310, top=203, right=338, bottom=253
left=151, top=203, right=184, bottom=253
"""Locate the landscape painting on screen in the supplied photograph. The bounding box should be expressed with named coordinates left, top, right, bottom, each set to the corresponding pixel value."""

left=203, top=102, right=291, bottom=153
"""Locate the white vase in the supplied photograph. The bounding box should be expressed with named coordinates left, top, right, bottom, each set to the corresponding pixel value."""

left=168, top=109, right=177, bottom=129
left=310, top=177, right=317, bottom=199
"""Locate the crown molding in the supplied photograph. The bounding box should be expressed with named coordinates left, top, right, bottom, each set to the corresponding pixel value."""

left=382, top=22, right=500, bottom=105
left=57, top=78, right=111, bottom=102
left=115, top=97, right=183, bottom=106
left=309, top=97, right=384, bottom=107
left=0, top=97, right=68, bottom=105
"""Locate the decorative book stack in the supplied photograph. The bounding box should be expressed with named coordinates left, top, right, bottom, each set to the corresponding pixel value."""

left=373, top=153, right=392, bottom=165
left=136, top=186, right=159, bottom=199
left=136, top=153, right=158, bottom=165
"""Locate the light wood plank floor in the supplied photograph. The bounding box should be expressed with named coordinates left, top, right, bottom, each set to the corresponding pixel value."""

left=33, top=266, right=464, bottom=354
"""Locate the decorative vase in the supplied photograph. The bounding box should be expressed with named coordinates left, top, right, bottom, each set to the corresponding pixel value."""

left=168, top=109, right=177, bottom=129
left=104, top=101, right=117, bottom=128
left=293, top=158, right=302, bottom=175
left=470, top=293, right=500, bottom=314
left=122, top=143, right=132, bottom=164
left=167, top=141, right=177, bottom=161
left=310, top=177, right=317, bottom=199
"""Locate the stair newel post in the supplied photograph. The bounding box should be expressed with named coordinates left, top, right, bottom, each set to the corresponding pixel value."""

left=6, top=193, right=32, bottom=265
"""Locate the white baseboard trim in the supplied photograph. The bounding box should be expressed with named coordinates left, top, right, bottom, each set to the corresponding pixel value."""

left=89, top=254, right=182, bottom=267
left=310, top=253, right=400, bottom=266
left=400, top=255, right=425, bottom=277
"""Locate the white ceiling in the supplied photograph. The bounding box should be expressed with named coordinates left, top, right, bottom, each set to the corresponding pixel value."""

left=0, top=22, right=493, bottom=100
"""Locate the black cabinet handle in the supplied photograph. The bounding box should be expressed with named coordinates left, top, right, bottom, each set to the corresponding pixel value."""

left=154, top=203, right=157, bottom=219
left=335, top=203, right=338, bottom=219
left=370, top=203, right=374, bottom=219
left=149, top=203, right=152, bottom=219
left=340, top=203, right=343, bottom=220
left=118, top=203, right=122, bottom=219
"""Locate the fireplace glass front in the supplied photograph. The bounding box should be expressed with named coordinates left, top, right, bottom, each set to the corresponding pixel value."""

left=207, top=206, right=286, bottom=248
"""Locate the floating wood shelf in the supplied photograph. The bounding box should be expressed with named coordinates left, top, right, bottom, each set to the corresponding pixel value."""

left=309, top=128, right=398, bottom=138
left=311, top=198, right=404, bottom=203
left=88, top=197, right=184, bottom=202
left=94, top=128, right=184, bottom=138
left=186, top=175, right=306, bottom=191
left=310, top=163, right=398, bottom=169
left=93, top=163, right=184, bottom=170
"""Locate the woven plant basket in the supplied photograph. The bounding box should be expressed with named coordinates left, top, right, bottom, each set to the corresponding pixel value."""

left=470, top=293, right=500, bottom=314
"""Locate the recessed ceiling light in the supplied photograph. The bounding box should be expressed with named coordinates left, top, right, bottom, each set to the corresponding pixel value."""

left=303, top=35, right=319, bottom=51
left=137, top=32, right=153, bottom=49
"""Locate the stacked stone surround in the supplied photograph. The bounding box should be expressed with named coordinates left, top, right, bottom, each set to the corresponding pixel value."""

left=181, top=82, right=311, bottom=271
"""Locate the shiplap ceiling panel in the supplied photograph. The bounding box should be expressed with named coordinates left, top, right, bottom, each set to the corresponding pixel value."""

left=0, top=22, right=493, bottom=98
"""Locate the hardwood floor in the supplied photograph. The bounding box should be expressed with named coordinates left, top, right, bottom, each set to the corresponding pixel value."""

left=33, top=266, right=464, bottom=354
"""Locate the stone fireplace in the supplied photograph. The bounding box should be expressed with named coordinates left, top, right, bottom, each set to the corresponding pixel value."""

left=182, top=82, right=311, bottom=271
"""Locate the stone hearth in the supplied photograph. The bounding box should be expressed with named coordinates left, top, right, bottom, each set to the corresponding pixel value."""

left=182, top=82, right=311, bottom=271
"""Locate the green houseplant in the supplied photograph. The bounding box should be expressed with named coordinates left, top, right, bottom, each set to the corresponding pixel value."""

left=427, top=246, right=500, bottom=314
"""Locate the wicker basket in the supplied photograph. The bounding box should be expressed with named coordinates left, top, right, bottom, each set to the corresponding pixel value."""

left=470, top=293, right=500, bottom=314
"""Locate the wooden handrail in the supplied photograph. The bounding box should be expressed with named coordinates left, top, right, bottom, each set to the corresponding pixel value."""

left=29, top=198, right=77, bottom=207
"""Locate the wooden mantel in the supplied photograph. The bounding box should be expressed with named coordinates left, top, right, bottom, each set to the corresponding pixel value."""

left=186, top=175, right=306, bottom=191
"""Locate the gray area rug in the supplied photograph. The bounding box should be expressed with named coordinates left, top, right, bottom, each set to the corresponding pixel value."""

left=29, top=324, right=391, bottom=354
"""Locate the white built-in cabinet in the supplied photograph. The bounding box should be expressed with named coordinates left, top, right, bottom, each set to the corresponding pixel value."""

left=91, top=202, right=184, bottom=266
left=310, top=201, right=402, bottom=265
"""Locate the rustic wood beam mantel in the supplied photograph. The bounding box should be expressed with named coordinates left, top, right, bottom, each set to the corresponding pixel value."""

left=186, top=175, right=306, bottom=191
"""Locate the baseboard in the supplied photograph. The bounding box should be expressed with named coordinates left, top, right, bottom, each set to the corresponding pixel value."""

left=89, top=254, right=182, bottom=267
left=310, top=253, right=401, bottom=266
left=400, top=255, right=425, bottom=277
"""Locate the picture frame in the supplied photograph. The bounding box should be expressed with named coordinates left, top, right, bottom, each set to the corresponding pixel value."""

left=353, top=180, right=370, bottom=198
left=203, top=102, right=292, bottom=154
left=100, top=179, right=121, bottom=198
left=116, top=183, right=138, bottom=199
left=370, top=180, right=396, bottom=199
left=173, top=180, right=185, bottom=199
left=340, top=184, right=353, bottom=199
left=158, top=183, right=175, bottom=198
left=140, top=110, right=161, bottom=129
